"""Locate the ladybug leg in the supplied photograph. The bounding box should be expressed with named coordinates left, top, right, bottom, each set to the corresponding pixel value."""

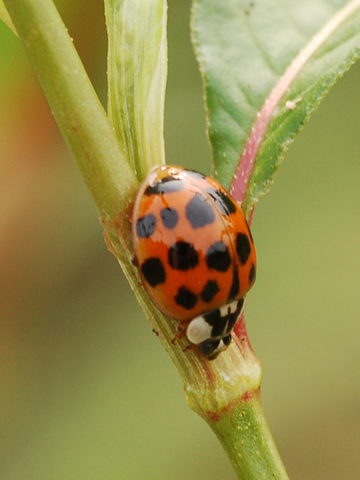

left=132, top=255, right=139, bottom=267
left=183, top=343, right=197, bottom=354
left=171, top=321, right=187, bottom=344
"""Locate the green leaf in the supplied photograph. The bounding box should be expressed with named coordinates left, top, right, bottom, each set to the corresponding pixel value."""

left=105, top=0, right=167, bottom=182
left=0, top=0, right=16, bottom=34
left=192, top=0, right=360, bottom=216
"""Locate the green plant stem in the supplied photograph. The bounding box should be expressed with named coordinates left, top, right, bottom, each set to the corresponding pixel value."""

left=207, top=392, right=289, bottom=480
left=3, top=0, right=138, bottom=220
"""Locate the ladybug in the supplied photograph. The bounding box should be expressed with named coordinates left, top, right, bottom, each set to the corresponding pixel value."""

left=132, top=166, right=256, bottom=360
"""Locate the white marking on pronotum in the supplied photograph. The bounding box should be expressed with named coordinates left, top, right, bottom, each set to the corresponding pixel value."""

left=219, top=299, right=243, bottom=318
left=186, top=317, right=212, bottom=345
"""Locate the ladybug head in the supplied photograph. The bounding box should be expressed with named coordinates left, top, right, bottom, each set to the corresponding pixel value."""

left=197, top=335, right=232, bottom=360
left=185, top=298, right=245, bottom=360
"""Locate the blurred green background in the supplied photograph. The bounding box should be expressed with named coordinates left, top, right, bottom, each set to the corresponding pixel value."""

left=1, top=1, right=360, bottom=479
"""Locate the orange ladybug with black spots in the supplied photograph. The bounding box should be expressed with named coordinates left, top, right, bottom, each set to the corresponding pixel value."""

left=132, top=165, right=256, bottom=359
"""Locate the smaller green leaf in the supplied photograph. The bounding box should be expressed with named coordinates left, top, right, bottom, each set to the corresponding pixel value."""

left=105, top=0, right=167, bottom=181
left=0, top=0, right=16, bottom=34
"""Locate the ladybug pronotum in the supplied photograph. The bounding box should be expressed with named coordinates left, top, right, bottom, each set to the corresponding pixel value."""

left=132, top=165, right=256, bottom=359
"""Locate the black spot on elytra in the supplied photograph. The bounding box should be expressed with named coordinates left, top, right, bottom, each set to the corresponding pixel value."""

left=160, top=208, right=179, bottom=229
left=206, top=242, right=231, bottom=272
left=168, top=241, right=199, bottom=271
left=206, top=188, right=237, bottom=216
left=141, top=258, right=166, bottom=287
left=249, top=263, right=256, bottom=285
left=136, top=214, right=156, bottom=238
left=186, top=194, right=215, bottom=229
left=144, top=177, right=184, bottom=196
left=201, top=280, right=220, bottom=303
left=174, top=286, right=197, bottom=310
left=236, top=232, right=251, bottom=265
left=228, top=266, right=240, bottom=300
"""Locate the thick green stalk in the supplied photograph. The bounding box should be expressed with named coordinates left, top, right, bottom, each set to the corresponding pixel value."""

left=207, top=393, right=289, bottom=480
left=3, top=0, right=138, bottom=220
